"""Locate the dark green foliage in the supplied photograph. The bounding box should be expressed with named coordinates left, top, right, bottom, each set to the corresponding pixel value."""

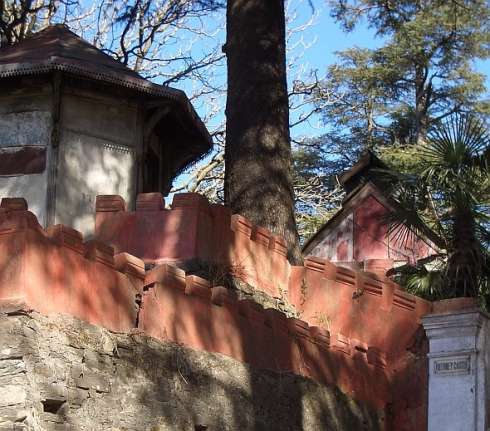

left=380, top=114, right=490, bottom=304
left=320, top=0, right=490, bottom=150
left=298, top=0, right=490, bottom=251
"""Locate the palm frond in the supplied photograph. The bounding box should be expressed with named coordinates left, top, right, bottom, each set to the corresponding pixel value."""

left=382, top=113, right=489, bottom=303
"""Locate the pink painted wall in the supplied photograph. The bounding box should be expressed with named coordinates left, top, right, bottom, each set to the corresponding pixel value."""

left=0, top=193, right=465, bottom=431
left=0, top=199, right=144, bottom=332
left=309, top=213, right=354, bottom=261
left=140, top=264, right=391, bottom=411
left=308, top=193, right=436, bottom=270
left=95, top=193, right=290, bottom=298
left=354, top=195, right=390, bottom=261
left=287, top=256, right=432, bottom=431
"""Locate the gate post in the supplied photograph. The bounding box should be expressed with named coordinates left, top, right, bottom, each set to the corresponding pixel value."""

left=422, top=308, right=489, bottom=431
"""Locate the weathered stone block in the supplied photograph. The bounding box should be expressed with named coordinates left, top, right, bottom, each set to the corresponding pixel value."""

left=0, top=385, right=26, bottom=407
left=71, top=366, right=111, bottom=393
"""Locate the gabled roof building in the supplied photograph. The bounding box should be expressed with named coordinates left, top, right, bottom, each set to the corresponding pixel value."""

left=0, top=25, right=211, bottom=234
left=303, top=151, right=436, bottom=275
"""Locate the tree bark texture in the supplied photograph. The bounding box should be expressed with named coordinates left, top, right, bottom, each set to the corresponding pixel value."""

left=224, top=0, right=303, bottom=264
left=447, top=208, right=480, bottom=298
left=414, top=64, right=430, bottom=145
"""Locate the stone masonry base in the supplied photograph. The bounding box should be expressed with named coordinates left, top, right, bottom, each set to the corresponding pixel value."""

left=0, top=311, right=385, bottom=431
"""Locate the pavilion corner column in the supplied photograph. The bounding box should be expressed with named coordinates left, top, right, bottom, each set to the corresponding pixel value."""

left=422, top=309, right=489, bottom=431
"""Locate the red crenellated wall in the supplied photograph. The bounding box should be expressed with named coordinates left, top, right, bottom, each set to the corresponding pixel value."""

left=94, top=192, right=430, bottom=359
left=95, top=192, right=290, bottom=297
left=0, top=193, right=453, bottom=430
left=288, top=256, right=432, bottom=357
left=139, top=264, right=391, bottom=411
left=93, top=191, right=439, bottom=429
left=288, top=255, right=431, bottom=430
left=0, top=198, right=144, bottom=333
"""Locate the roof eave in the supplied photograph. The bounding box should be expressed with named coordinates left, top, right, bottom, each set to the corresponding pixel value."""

left=0, top=60, right=213, bottom=149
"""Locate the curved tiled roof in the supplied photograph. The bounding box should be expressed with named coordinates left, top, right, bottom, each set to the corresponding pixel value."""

left=1, top=25, right=177, bottom=95
left=0, top=24, right=212, bottom=168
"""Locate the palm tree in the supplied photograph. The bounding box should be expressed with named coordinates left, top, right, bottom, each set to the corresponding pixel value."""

left=381, top=114, right=490, bottom=304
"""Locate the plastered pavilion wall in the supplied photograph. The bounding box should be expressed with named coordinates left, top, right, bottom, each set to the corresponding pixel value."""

left=0, top=75, right=142, bottom=232
left=0, top=75, right=141, bottom=232
left=55, top=82, right=138, bottom=232
left=0, top=25, right=211, bottom=236
left=0, top=77, right=52, bottom=226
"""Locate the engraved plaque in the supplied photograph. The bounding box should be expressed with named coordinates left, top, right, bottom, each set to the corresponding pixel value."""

left=434, top=356, right=470, bottom=376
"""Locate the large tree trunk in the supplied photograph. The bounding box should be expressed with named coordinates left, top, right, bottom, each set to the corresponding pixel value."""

left=224, top=0, right=303, bottom=264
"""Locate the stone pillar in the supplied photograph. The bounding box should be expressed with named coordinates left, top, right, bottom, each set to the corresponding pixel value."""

left=422, top=309, right=489, bottom=431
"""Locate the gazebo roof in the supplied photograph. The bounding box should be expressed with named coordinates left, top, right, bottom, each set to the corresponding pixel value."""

left=0, top=24, right=212, bottom=176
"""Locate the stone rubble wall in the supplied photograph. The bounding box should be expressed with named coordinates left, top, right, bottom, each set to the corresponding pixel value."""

left=0, top=311, right=386, bottom=431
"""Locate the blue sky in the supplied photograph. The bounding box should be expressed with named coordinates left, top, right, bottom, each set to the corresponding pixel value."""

left=170, top=1, right=490, bottom=193
left=288, top=3, right=490, bottom=138
left=182, top=2, right=490, bottom=142
left=295, top=3, right=490, bottom=81
left=292, top=4, right=385, bottom=68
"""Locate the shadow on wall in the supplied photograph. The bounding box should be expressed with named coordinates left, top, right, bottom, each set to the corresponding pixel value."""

left=0, top=140, right=130, bottom=238
left=95, top=191, right=432, bottom=430
left=0, top=310, right=383, bottom=431
left=0, top=196, right=405, bottom=430
left=95, top=192, right=292, bottom=298
left=0, top=199, right=139, bottom=333
left=0, top=171, right=48, bottom=227
left=138, top=265, right=387, bottom=430
left=55, top=134, right=131, bottom=238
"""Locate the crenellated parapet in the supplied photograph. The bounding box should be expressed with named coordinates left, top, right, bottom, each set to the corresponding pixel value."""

left=288, top=256, right=431, bottom=358
left=94, top=192, right=434, bottom=429
left=0, top=197, right=144, bottom=332
left=95, top=193, right=431, bottom=361
left=287, top=255, right=432, bottom=430
left=0, top=194, right=445, bottom=429
left=95, top=192, right=291, bottom=297
left=139, top=264, right=390, bottom=410
left=0, top=196, right=392, bottom=411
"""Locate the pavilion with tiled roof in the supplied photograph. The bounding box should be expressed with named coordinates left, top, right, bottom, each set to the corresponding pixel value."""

left=0, top=25, right=212, bottom=234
